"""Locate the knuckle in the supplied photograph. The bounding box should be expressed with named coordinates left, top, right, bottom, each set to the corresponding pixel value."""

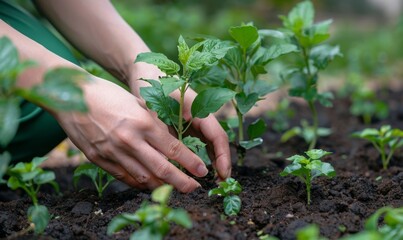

left=154, top=162, right=171, bottom=179
left=167, top=140, right=182, bottom=159
left=135, top=174, right=151, bottom=184
left=85, top=149, right=100, bottom=161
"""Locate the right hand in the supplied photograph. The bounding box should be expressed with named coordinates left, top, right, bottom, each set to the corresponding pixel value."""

left=53, top=77, right=209, bottom=192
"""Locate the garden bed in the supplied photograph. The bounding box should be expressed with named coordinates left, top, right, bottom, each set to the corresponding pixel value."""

left=1, top=88, right=402, bottom=240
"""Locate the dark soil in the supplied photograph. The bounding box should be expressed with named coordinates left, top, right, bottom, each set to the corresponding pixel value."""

left=1, top=89, right=403, bottom=240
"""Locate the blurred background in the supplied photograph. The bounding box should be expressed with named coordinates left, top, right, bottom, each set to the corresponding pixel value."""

left=109, top=0, right=403, bottom=86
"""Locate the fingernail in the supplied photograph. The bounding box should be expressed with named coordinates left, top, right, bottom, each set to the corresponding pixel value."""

left=197, top=164, right=208, bottom=177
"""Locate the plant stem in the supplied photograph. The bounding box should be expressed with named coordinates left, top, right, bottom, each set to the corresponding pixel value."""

left=178, top=82, right=187, bottom=142
left=308, top=100, right=318, bottom=150
left=233, top=100, right=245, bottom=166
left=98, top=172, right=103, bottom=198
left=306, top=175, right=312, bottom=205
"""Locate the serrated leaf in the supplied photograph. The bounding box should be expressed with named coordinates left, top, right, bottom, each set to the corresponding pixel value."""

left=178, top=35, right=190, bottom=66
left=247, top=118, right=266, bottom=139
left=160, top=77, right=185, bottom=96
left=0, top=98, right=20, bottom=147
left=281, top=1, right=314, bottom=32
left=223, top=195, right=241, bottom=216
left=19, top=68, right=90, bottom=112
left=151, top=184, right=173, bottom=204
left=235, top=92, right=259, bottom=114
left=229, top=25, right=259, bottom=51
left=310, top=44, right=342, bottom=70
left=202, top=39, right=233, bottom=61
left=28, top=205, right=50, bottom=234
left=135, top=52, right=180, bottom=75
left=253, top=44, right=298, bottom=65
left=187, top=51, right=215, bottom=71
left=190, top=65, right=227, bottom=88
left=239, top=138, right=263, bottom=150
left=191, top=88, right=235, bottom=118
left=182, top=136, right=211, bottom=165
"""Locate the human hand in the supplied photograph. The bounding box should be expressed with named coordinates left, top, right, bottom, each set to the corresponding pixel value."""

left=53, top=77, right=209, bottom=192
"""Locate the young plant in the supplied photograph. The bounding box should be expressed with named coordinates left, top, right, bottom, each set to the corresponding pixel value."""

left=266, top=98, right=295, bottom=133
left=73, top=163, right=115, bottom=198
left=135, top=36, right=235, bottom=164
left=279, top=1, right=342, bottom=150
left=192, top=23, right=297, bottom=166
left=6, top=156, right=59, bottom=234
left=341, top=206, right=403, bottom=240
left=350, top=89, right=388, bottom=125
left=208, top=177, right=242, bottom=216
left=280, top=119, right=332, bottom=145
left=352, top=125, right=403, bottom=170
left=107, top=184, right=192, bottom=239
left=280, top=149, right=335, bottom=205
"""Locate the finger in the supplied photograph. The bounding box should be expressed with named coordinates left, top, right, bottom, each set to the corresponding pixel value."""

left=131, top=143, right=202, bottom=193
left=146, top=128, right=209, bottom=178
left=195, top=116, right=232, bottom=179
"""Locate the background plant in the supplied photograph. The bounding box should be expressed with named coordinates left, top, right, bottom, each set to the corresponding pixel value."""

left=5, top=156, right=59, bottom=234
left=135, top=35, right=235, bottom=164
left=266, top=98, right=295, bottom=133
left=352, top=125, right=403, bottom=170
left=107, top=184, right=192, bottom=240
left=280, top=149, right=335, bottom=205
left=73, top=163, right=115, bottom=198
left=279, top=0, right=342, bottom=150
left=350, top=89, right=388, bottom=125
left=208, top=177, right=242, bottom=216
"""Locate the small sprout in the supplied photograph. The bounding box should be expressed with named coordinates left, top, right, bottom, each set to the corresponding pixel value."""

left=107, top=184, right=192, bottom=239
left=73, top=163, right=115, bottom=198
left=352, top=125, right=403, bottom=170
left=340, top=206, right=403, bottom=240
left=6, top=157, right=59, bottom=234
left=208, top=178, right=242, bottom=216
left=350, top=89, right=388, bottom=125
left=280, top=149, right=335, bottom=205
left=281, top=120, right=331, bottom=145
left=266, top=98, right=295, bottom=133
left=296, top=224, right=327, bottom=240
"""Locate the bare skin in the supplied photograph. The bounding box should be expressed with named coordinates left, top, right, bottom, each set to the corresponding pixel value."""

left=0, top=0, right=231, bottom=193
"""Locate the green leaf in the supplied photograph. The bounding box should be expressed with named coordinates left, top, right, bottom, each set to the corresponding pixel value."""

left=135, top=52, right=180, bottom=75
left=296, top=225, right=322, bottom=240
left=317, top=92, right=334, bottom=107
left=191, top=88, right=235, bottom=118
left=247, top=118, right=267, bottom=139
left=32, top=156, right=48, bottom=169
left=140, top=82, right=179, bottom=126
left=190, top=65, right=227, bottom=88
left=187, top=51, right=215, bottom=71
left=182, top=136, right=211, bottom=165
left=28, top=205, right=50, bottom=234
left=7, top=176, right=21, bottom=190
left=34, top=171, right=56, bottom=185
left=253, top=44, right=298, bottom=65
left=208, top=187, right=225, bottom=196
left=223, top=178, right=242, bottom=195
left=311, top=44, right=342, bottom=70
left=19, top=68, right=90, bottom=112
left=229, top=25, right=259, bottom=51
left=0, top=98, right=20, bottom=147
left=107, top=213, right=138, bottom=235
left=258, top=29, right=289, bottom=39
left=239, top=138, right=263, bottom=150
left=235, top=92, right=259, bottom=114
left=281, top=1, right=314, bottom=32
left=243, top=80, right=277, bottom=97
left=167, top=209, right=192, bottom=228
left=0, top=36, right=18, bottom=72
left=223, top=195, right=241, bottom=216
left=280, top=162, right=303, bottom=176
left=160, top=77, right=185, bottom=96
left=178, top=35, right=190, bottom=66
left=131, top=227, right=163, bottom=240
left=73, top=163, right=98, bottom=187
left=0, top=152, right=11, bottom=184
left=202, top=39, right=233, bottom=61
left=151, top=184, right=173, bottom=204
left=305, top=149, right=331, bottom=160
left=281, top=127, right=301, bottom=142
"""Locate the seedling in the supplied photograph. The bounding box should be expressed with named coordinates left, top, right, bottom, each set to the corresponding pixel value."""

left=208, top=177, right=242, bottom=216
left=350, top=89, right=388, bottom=125
left=352, top=125, right=403, bottom=169
left=266, top=98, right=295, bottom=133
left=6, top=156, right=59, bottom=234
left=340, top=206, right=403, bottom=240
left=210, top=23, right=297, bottom=166
left=280, top=149, right=335, bottom=205
left=107, top=184, right=192, bottom=239
left=135, top=36, right=235, bottom=164
left=281, top=120, right=332, bottom=145
left=279, top=1, right=342, bottom=149
left=257, top=224, right=327, bottom=240
left=73, top=163, right=115, bottom=198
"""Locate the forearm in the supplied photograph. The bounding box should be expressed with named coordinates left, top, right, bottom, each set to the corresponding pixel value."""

left=34, top=0, right=152, bottom=86
left=0, top=20, right=78, bottom=89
